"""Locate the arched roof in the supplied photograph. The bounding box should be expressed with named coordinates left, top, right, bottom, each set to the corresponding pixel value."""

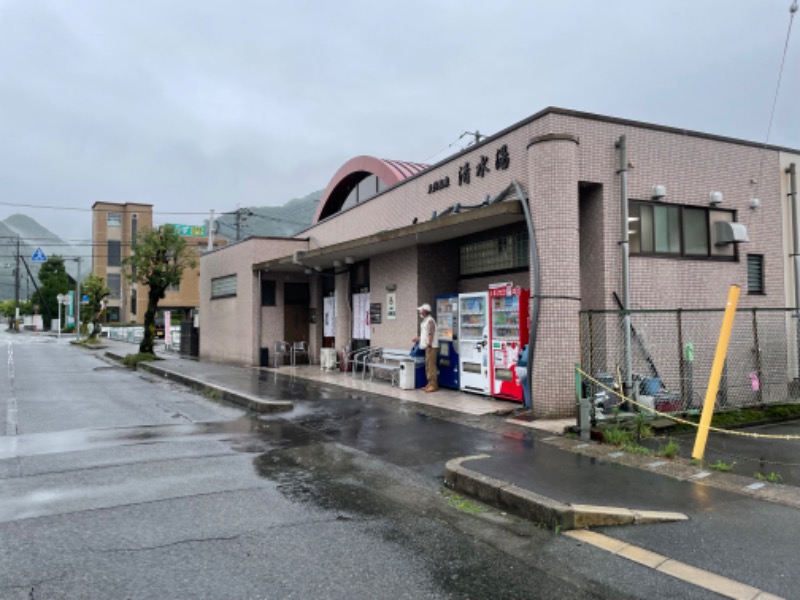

left=313, top=155, right=429, bottom=224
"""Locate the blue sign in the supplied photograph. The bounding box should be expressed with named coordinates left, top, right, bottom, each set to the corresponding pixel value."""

left=31, top=248, right=47, bottom=262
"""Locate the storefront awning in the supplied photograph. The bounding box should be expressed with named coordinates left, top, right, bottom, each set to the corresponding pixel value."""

left=253, top=200, right=525, bottom=273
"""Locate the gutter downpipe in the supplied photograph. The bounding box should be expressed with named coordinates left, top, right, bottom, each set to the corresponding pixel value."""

left=512, top=181, right=540, bottom=410
left=616, top=135, right=633, bottom=397
left=789, top=163, right=799, bottom=376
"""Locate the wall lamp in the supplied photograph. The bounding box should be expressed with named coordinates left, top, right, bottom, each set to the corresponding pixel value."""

left=708, top=191, right=723, bottom=206
left=344, top=256, right=355, bottom=265
left=651, top=185, right=667, bottom=201
left=386, top=283, right=397, bottom=291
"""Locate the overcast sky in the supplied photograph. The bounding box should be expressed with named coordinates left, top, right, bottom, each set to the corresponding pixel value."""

left=0, top=0, right=798, bottom=242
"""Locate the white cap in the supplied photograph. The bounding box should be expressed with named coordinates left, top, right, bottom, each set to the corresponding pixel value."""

left=417, top=303, right=431, bottom=313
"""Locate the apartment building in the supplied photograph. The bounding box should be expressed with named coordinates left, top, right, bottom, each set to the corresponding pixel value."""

left=92, top=202, right=224, bottom=324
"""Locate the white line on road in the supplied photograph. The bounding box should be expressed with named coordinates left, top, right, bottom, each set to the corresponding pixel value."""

left=5, top=339, right=18, bottom=436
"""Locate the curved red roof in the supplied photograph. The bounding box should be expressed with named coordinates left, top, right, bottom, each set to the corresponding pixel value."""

left=313, top=156, right=428, bottom=224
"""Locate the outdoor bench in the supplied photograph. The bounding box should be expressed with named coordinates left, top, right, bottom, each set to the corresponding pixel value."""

left=366, top=348, right=412, bottom=387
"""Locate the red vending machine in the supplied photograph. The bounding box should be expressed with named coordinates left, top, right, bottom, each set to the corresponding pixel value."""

left=489, top=284, right=530, bottom=402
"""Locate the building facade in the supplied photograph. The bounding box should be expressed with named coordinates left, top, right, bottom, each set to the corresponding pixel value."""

left=92, top=202, right=224, bottom=324
left=199, top=107, right=800, bottom=417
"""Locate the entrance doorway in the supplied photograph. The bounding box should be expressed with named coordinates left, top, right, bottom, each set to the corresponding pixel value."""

left=284, top=282, right=310, bottom=363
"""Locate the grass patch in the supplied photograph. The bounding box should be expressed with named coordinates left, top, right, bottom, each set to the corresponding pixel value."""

left=441, top=490, right=488, bottom=515
left=203, top=387, right=221, bottom=401
left=754, top=471, right=783, bottom=484
left=673, top=404, right=800, bottom=432
left=602, top=426, right=632, bottom=446
left=620, top=442, right=652, bottom=456
left=656, top=438, right=680, bottom=459
left=122, top=353, right=157, bottom=369
left=709, top=459, right=736, bottom=472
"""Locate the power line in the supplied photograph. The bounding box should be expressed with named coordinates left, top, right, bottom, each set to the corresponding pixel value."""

left=756, top=0, right=798, bottom=198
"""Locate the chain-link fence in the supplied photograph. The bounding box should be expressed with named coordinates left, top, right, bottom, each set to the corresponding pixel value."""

left=579, top=308, right=800, bottom=412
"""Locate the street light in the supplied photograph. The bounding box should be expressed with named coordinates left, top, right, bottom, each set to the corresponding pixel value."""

left=56, top=293, right=71, bottom=341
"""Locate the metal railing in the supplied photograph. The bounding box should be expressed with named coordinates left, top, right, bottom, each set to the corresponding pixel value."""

left=579, top=307, right=800, bottom=412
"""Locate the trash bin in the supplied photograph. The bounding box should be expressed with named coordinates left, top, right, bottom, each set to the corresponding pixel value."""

left=518, top=344, right=530, bottom=408
left=399, top=359, right=416, bottom=390
left=320, top=348, right=337, bottom=370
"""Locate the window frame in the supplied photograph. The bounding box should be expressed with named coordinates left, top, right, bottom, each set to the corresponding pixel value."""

left=261, top=279, right=276, bottom=307
left=211, top=274, right=237, bottom=299
left=107, top=273, right=121, bottom=298
left=629, top=200, right=737, bottom=261
left=107, top=240, right=122, bottom=267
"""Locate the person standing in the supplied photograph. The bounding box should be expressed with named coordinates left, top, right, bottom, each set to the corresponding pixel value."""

left=413, top=303, right=439, bottom=392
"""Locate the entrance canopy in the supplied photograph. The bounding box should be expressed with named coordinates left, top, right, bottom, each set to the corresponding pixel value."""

left=253, top=200, right=525, bottom=274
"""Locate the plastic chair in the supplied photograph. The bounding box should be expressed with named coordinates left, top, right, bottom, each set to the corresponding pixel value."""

left=291, top=341, right=309, bottom=365
left=274, top=341, right=290, bottom=367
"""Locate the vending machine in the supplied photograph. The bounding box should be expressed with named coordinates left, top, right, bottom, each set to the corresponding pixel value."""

left=435, top=294, right=459, bottom=390
left=458, top=292, right=490, bottom=395
left=489, top=284, right=530, bottom=402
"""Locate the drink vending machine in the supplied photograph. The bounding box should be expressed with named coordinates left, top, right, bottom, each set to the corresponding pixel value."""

left=489, top=284, right=530, bottom=402
left=458, top=292, right=490, bottom=395
left=435, top=294, right=459, bottom=390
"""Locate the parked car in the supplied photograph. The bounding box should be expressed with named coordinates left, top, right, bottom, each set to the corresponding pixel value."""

left=154, top=317, right=165, bottom=338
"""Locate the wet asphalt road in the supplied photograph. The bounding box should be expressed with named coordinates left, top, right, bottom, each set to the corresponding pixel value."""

left=0, top=331, right=723, bottom=599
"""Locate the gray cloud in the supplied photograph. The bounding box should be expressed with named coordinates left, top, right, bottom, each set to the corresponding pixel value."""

left=0, top=0, right=797, bottom=241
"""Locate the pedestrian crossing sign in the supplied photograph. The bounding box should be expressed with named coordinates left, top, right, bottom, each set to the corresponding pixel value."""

left=31, top=248, right=47, bottom=262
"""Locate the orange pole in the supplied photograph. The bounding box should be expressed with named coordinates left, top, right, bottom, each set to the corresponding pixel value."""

left=692, top=285, right=741, bottom=461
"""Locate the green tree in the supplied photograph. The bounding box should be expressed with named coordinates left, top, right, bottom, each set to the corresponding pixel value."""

left=30, top=256, right=70, bottom=330
left=122, top=225, right=196, bottom=355
left=80, top=274, right=111, bottom=340
left=0, top=299, right=33, bottom=325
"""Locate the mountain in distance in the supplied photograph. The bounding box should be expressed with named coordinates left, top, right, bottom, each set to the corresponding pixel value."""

left=0, top=214, right=91, bottom=301
left=215, top=189, right=323, bottom=241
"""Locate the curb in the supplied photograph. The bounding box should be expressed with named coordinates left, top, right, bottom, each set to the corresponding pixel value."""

left=444, top=455, right=688, bottom=531
left=104, top=351, right=293, bottom=414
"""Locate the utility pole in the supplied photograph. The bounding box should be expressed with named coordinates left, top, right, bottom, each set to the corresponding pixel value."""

left=75, top=257, right=81, bottom=340
left=235, top=207, right=252, bottom=242
left=460, top=130, right=485, bottom=146
left=207, top=209, right=215, bottom=251
left=14, top=236, right=20, bottom=332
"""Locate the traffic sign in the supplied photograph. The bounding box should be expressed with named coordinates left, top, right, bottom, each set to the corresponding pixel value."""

left=31, top=248, right=47, bottom=262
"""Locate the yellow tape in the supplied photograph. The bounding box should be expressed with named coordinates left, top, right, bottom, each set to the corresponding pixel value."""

left=578, top=367, right=800, bottom=441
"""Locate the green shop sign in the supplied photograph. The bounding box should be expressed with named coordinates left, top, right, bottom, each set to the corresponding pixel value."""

left=168, top=224, right=207, bottom=237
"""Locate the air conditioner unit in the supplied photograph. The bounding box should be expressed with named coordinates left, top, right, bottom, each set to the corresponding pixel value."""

left=714, top=221, right=749, bottom=245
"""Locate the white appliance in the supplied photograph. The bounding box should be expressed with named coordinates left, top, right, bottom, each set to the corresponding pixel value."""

left=320, top=348, right=338, bottom=370
left=458, top=292, right=490, bottom=395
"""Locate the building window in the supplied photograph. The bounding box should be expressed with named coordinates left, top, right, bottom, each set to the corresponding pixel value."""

left=131, top=214, right=138, bottom=246
left=747, top=254, right=764, bottom=294
left=460, top=232, right=529, bottom=276
left=107, top=274, right=121, bottom=298
left=211, top=274, right=237, bottom=299
left=629, top=201, right=736, bottom=259
left=261, top=279, right=276, bottom=306
left=131, top=290, right=137, bottom=317
left=107, top=212, right=121, bottom=227
left=167, top=282, right=180, bottom=293
left=107, top=240, right=121, bottom=266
